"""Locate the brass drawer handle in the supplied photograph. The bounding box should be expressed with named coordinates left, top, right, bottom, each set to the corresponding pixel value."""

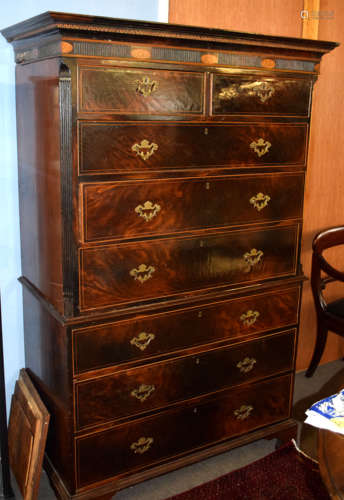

left=130, top=332, right=155, bottom=351
left=135, top=201, right=161, bottom=222
left=237, top=357, right=257, bottom=373
left=130, top=436, right=154, bottom=454
left=218, top=86, right=238, bottom=100
left=130, top=264, right=155, bottom=284
left=250, top=138, right=271, bottom=158
left=250, top=192, right=271, bottom=212
left=132, top=139, right=158, bottom=161
left=135, top=76, right=158, bottom=97
left=243, top=248, right=264, bottom=267
left=240, top=310, right=260, bottom=327
left=131, top=384, right=156, bottom=402
left=253, top=82, right=275, bottom=103
left=234, top=405, right=254, bottom=420
left=218, top=82, right=274, bottom=103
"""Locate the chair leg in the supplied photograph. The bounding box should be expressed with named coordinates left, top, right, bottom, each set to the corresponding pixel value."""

left=305, top=324, right=328, bottom=378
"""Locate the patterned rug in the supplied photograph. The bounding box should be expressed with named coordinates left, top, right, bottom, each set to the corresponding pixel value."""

left=167, top=441, right=330, bottom=500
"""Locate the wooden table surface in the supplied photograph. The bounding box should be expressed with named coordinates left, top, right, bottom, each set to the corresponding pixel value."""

left=318, top=428, right=344, bottom=500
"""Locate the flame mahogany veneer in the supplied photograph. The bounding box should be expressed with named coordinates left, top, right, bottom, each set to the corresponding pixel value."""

left=2, top=11, right=337, bottom=500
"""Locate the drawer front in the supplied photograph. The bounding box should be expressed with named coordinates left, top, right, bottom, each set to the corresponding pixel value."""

left=79, top=123, right=307, bottom=174
left=81, top=173, right=304, bottom=242
left=76, top=374, right=292, bottom=487
left=79, top=225, right=299, bottom=310
left=73, top=287, right=300, bottom=374
left=212, top=74, right=312, bottom=116
left=79, top=66, right=204, bottom=114
left=76, top=329, right=295, bottom=429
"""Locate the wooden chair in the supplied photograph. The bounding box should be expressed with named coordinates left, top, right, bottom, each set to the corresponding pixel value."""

left=306, top=226, right=344, bottom=377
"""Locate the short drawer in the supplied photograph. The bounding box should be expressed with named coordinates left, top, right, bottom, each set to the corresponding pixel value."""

left=81, top=173, right=304, bottom=242
left=73, top=286, right=300, bottom=374
left=75, top=329, right=296, bottom=429
left=79, top=225, right=299, bottom=311
left=212, top=74, right=312, bottom=116
left=78, top=66, right=204, bottom=114
left=79, top=122, right=307, bottom=174
left=76, top=374, right=292, bottom=487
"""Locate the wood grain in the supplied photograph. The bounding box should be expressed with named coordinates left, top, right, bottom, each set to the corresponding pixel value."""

left=81, top=173, right=305, bottom=242
left=8, top=369, right=50, bottom=500
left=73, top=286, right=300, bottom=374
left=79, top=225, right=299, bottom=311
left=16, top=60, right=64, bottom=314
left=79, top=122, right=308, bottom=174
left=76, top=330, right=296, bottom=429
left=79, top=66, right=205, bottom=114
left=76, top=374, right=292, bottom=488
left=168, top=0, right=343, bottom=371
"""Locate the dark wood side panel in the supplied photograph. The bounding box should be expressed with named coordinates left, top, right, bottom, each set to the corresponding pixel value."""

left=76, top=374, right=292, bottom=487
left=22, top=287, right=75, bottom=492
left=79, top=225, right=299, bottom=311
left=73, top=286, right=300, bottom=374
left=211, top=74, right=312, bottom=116
left=79, top=122, right=308, bottom=174
left=76, top=329, right=295, bottom=429
left=16, top=60, right=64, bottom=313
left=78, top=65, right=205, bottom=114
left=81, top=173, right=305, bottom=242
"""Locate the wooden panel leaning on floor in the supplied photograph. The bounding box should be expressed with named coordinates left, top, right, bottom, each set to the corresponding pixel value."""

left=1, top=12, right=337, bottom=500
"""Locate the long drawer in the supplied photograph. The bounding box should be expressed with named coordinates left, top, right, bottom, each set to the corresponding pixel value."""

left=79, top=122, right=307, bottom=174
left=78, top=66, right=205, bottom=114
left=75, top=329, right=295, bottom=429
left=76, top=374, right=292, bottom=487
left=79, top=225, right=299, bottom=310
left=211, top=74, right=312, bottom=116
left=81, top=173, right=304, bottom=242
left=73, top=286, right=300, bottom=374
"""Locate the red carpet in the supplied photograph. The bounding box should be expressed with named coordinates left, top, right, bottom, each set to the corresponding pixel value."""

left=168, top=442, right=330, bottom=500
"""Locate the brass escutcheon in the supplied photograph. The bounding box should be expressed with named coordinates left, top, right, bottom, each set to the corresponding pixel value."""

left=250, top=138, right=271, bottom=158
left=135, top=76, right=158, bottom=97
left=253, top=81, right=275, bottom=103
left=249, top=192, right=271, bottom=212
left=240, top=310, right=260, bottom=327
left=130, top=332, right=155, bottom=351
left=243, top=249, right=264, bottom=268
left=129, top=264, right=155, bottom=284
left=234, top=405, right=254, bottom=420
left=135, top=201, right=161, bottom=222
left=131, top=139, right=158, bottom=161
left=131, top=384, right=156, bottom=402
left=218, top=86, right=238, bottom=100
left=130, top=436, right=154, bottom=454
left=236, top=357, right=257, bottom=373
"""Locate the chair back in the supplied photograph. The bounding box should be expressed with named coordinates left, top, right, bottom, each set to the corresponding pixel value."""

left=311, top=226, right=344, bottom=314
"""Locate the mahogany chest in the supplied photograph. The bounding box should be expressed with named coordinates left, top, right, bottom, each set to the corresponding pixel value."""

left=2, top=12, right=337, bottom=499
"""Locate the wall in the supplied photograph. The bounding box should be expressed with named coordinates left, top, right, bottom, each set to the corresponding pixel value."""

left=169, top=0, right=303, bottom=37
left=0, top=0, right=168, bottom=414
left=298, top=0, right=344, bottom=371
left=169, top=0, right=344, bottom=371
